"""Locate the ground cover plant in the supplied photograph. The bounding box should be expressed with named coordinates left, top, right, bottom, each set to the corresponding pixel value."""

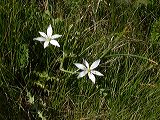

left=0, top=0, right=160, bottom=119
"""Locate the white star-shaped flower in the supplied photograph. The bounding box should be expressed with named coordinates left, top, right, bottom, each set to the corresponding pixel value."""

left=74, top=59, right=104, bottom=84
left=34, top=24, right=62, bottom=48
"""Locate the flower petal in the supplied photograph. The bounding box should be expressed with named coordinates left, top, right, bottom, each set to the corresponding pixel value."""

left=39, top=32, right=47, bottom=38
left=50, top=40, right=60, bottom=47
left=91, top=70, right=104, bottom=76
left=74, top=63, right=86, bottom=70
left=77, top=70, right=88, bottom=78
left=33, top=37, right=46, bottom=41
left=51, top=34, right=62, bottom=39
left=88, top=72, right=96, bottom=84
left=90, top=59, right=100, bottom=70
left=83, top=59, right=89, bottom=68
left=47, top=24, right=52, bottom=37
left=44, top=41, right=49, bottom=48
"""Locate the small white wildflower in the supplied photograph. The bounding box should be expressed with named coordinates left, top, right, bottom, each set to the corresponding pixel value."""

left=74, top=59, right=104, bottom=84
left=34, top=24, right=62, bottom=48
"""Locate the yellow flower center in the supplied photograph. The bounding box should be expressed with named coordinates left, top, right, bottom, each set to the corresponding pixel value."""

left=46, top=37, right=51, bottom=42
left=88, top=68, right=91, bottom=73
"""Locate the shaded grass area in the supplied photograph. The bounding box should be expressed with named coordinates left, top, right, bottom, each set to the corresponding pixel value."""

left=0, top=0, right=160, bottom=119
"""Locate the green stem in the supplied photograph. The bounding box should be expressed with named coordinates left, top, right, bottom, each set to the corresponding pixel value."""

left=59, top=52, right=76, bottom=74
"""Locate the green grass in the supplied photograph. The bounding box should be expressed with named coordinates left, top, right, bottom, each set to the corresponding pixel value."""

left=0, top=0, right=160, bottom=119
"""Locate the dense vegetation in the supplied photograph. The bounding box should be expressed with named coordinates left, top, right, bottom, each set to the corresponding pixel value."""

left=0, top=0, right=160, bottom=119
